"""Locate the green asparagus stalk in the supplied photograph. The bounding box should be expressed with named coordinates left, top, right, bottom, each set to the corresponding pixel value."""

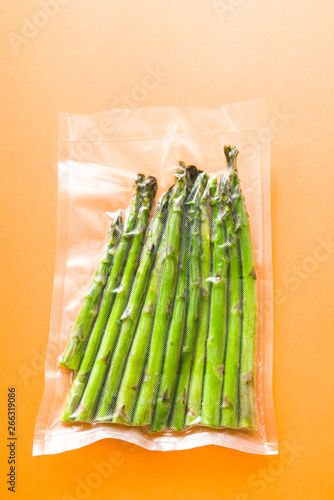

left=60, top=211, right=123, bottom=370
left=95, top=187, right=172, bottom=422
left=201, top=176, right=229, bottom=428
left=220, top=173, right=242, bottom=428
left=151, top=166, right=200, bottom=432
left=225, top=145, right=257, bottom=429
left=169, top=172, right=208, bottom=431
left=132, top=163, right=187, bottom=427
left=65, top=176, right=157, bottom=422
left=61, top=174, right=146, bottom=421
left=185, top=180, right=212, bottom=426
left=112, top=227, right=168, bottom=425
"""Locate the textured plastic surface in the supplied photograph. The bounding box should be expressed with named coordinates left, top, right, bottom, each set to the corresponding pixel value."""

left=33, top=100, right=277, bottom=455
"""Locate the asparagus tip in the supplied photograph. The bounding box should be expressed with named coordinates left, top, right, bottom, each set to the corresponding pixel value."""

left=108, top=210, right=123, bottom=238
left=185, top=165, right=200, bottom=194
left=224, top=145, right=239, bottom=161
left=135, top=173, right=146, bottom=182
left=145, top=175, right=158, bottom=194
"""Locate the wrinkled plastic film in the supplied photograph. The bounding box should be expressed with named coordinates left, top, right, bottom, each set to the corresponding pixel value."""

left=33, top=100, right=277, bottom=455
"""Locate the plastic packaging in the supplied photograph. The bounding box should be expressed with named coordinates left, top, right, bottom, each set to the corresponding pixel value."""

left=33, top=99, right=277, bottom=455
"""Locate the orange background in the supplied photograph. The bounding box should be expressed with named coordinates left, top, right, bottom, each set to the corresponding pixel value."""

left=1, top=1, right=334, bottom=499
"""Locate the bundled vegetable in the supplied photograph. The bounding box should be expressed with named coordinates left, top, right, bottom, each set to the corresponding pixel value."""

left=60, top=148, right=257, bottom=431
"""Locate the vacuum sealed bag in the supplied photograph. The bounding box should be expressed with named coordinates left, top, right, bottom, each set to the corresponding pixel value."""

left=33, top=99, right=277, bottom=455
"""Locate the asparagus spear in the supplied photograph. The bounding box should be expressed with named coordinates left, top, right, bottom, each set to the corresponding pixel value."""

left=185, top=180, right=212, bottom=426
left=60, top=211, right=123, bottom=370
left=61, top=174, right=146, bottom=420
left=132, top=163, right=187, bottom=427
left=201, top=176, right=228, bottom=428
left=220, top=173, right=242, bottom=428
left=151, top=166, right=199, bottom=432
left=95, top=187, right=172, bottom=422
left=68, top=177, right=157, bottom=422
left=112, top=227, right=168, bottom=425
left=169, top=172, right=208, bottom=431
left=225, top=145, right=257, bottom=429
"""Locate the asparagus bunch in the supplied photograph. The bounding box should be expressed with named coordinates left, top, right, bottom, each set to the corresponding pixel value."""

left=60, top=148, right=257, bottom=432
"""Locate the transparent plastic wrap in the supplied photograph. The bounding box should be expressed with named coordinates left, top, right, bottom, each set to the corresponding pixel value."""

left=33, top=100, right=277, bottom=455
